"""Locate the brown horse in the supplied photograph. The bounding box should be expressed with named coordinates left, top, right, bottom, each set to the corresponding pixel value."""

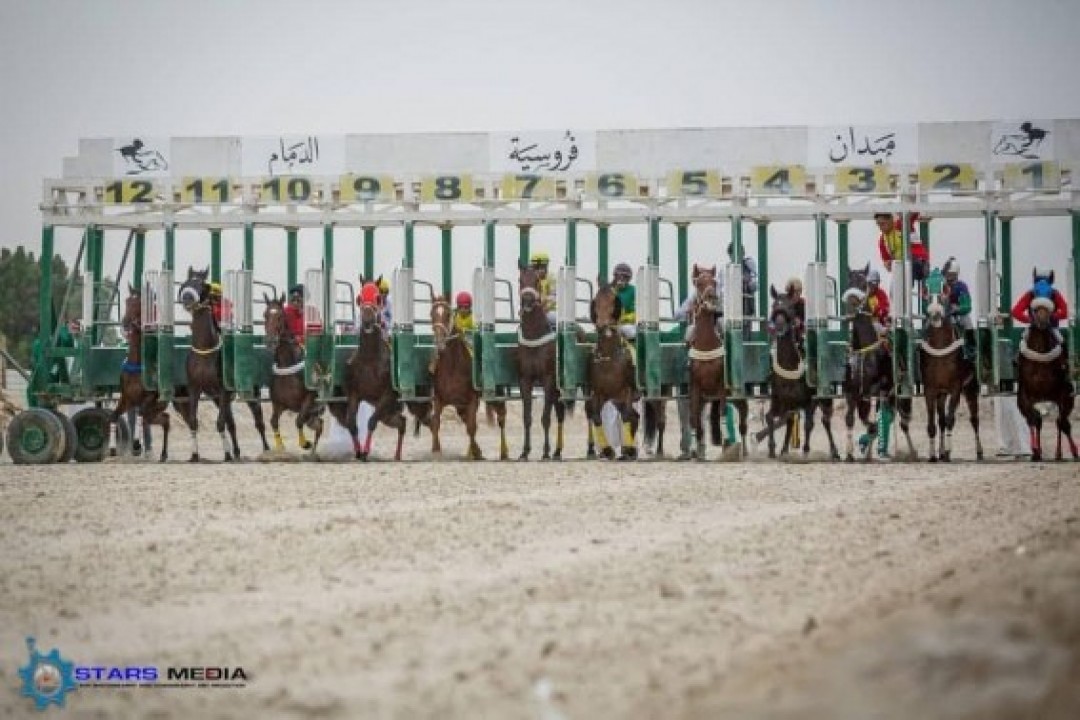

left=428, top=294, right=508, bottom=460
left=686, top=266, right=747, bottom=460
left=752, top=285, right=839, bottom=459
left=1015, top=299, right=1077, bottom=461
left=917, top=290, right=983, bottom=461
left=262, top=295, right=324, bottom=455
left=516, top=264, right=564, bottom=460
left=585, top=281, right=639, bottom=460
left=176, top=267, right=242, bottom=461
left=112, top=288, right=171, bottom=461
left=330, top=287, right=409, bottom=460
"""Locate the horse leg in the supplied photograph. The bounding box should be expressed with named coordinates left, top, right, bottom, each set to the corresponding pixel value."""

left=127, top=407, right=143, bottom=456
left=373, top=396, right=406, bottom=462
left=152, top=401, right=170, bottom=463
left=247, top=391, right=270, bottom=452
left=942, top=389, right=962, bottom=462
left=551, top=388, right=565, bottom=461
left=215, top=395, right=236, bottom=462
left=753, top=400, right=778, bottom=458
left=734, top=400, right=749, bottom=458
left=1057, top=395, right=1078, bottom=460
left=589, top=397, right=612, bottom=460
left=859, top=399, right=875, bottom=462
left=270, top=401, right=285, bottom=452
left=802, top=405, right=814, bottom=455
left=307, top=397, right=325, bottom=454
left=780, top=410, right=793, bottom=456
left=519, top=379, right=534, bottom=461
left=818, top=400, right=840, bottom=460
left=925, top=391, right=939, bottom=462
left=618, top=399, right=637, bottom=461
left=897, top=397, right=917, bottom=460
left=689, top=390, right=705, bottom=461
left=1017, top=390, right=1042, bottom=462
left=496, top=402, right=509, bottom=460
left=463, top=398, right=483, bottom=461
left=844, top=394, right=857, bottom=462
left=429, top=398, right=443, bottom=456
left=963, top=382, right=984, bottom=461
left=654, top=400, right=666, bottom=457
left=188, top=389, right=201, bottom=462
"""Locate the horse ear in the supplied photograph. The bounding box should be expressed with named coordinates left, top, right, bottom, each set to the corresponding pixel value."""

left=709, top=265, right=716, bottom=275
left=128, top=281, right=137, bottom=295
left=863, top=262, right=870, bottom=274
left=770, top=284, right=778, bottom=300
left=1049, top=271, right=1055, bottom=284
left=692, top=263, right=699, bottom=277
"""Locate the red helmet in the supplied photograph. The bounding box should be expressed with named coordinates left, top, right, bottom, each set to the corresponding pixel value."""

left=455, top=291, right=472, bottom=309
left=358, top=283, right=380, bottom=306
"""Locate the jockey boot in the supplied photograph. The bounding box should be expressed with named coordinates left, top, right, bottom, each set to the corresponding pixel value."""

left=877, top=405, right=893, bottom=459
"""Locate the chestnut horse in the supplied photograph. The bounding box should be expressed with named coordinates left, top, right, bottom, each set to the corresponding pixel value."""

left=584, top=281, right=639, bottom=460
left=516, top=264, right=565, bottom=460
left=428, top=294, right=508, bottom=460
left=1015, top=298, right=1077, bottom=461
left=113, top=288, right=171, bottom=461
left=263, top=295, right=324, bottom=455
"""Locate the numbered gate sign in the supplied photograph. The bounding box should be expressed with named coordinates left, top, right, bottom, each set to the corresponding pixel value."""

left=918, top=164, right=977, bottom=193
left=750, top=166, right=806, bottom=195
left=834, top=166, right=891, bottom=194
left=1003, top=161, right=1060, bottom=191
left=339, top=174, right=395, bottom=202
left=104, top=180, right=157, bottom=204
left=666, top=170, right=721, bottom=197
left=500, top=173, right=556, bottom=200
left=420, top=174, right=475, bottom=203
left=260, top=176, right=315, bottom=203
left=181, top=177, right=232, bottom=204
left=584, top=173, right=641, bottom=199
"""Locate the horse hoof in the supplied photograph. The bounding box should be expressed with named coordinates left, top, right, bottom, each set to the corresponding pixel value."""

left=357, top=452, right=369, bottom=462
left=845, top=454, right=854, bottom=463
left=600, top=448, right=615, bottom=460
left=224, top=453, right=234, bottom=463
left=929, top=456, right=938, bottom=463
left=552, top=451, right=562, bottom=461
left=300, top=441, right=313, bottom=450
left=518, top=453, right=530, bottom=461
left=189, top=454, right=200, bottom=463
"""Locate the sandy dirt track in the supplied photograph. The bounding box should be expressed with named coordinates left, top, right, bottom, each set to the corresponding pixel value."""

left=1, top=401, right=1079, bottom=719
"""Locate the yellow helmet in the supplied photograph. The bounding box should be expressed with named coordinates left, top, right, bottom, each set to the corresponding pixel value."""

left=209, top=281, right=222, bottom=295
left=377, top=277, right=390, bottom=293
left=530, top=250, right=550, bottom=266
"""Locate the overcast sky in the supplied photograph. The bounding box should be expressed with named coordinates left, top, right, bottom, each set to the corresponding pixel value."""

left=2, top=0, right=1079, bottom=317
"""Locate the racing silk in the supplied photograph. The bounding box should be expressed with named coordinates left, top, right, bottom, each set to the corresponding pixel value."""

left=211, top=298, right=232, bottom=325
left=945, top=280, right=973, bottom=317
left=615, top=284, right=636, bottom=324
left=878, top=213, right=928, bottom=265
left=1011, top=288, right=1068, bottom=326
left=380, top=295, right=393, bottom=328
left=452, top=310, right=475, bottom=335
left=866, top=286, right=891, bottom=324
left=539, top=275, right=557, bottom=312
left=283, top=303, right=322, bottom=341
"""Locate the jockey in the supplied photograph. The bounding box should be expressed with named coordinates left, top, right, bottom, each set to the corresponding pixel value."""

left=284, top=284, right=322, bottom=344
left=784, top=276, right=806, bottom=345
left=612, top=262, right=637, bottom=340
left=452, top=291, right=475, bottom=335
left=940, top=258, right=976, bottom=361
left=1011, top=267, right=1070, bottom=375
left=876, top=212, right=929, bottom=283
left=531, top=250, right=557, bottom=327
left=377, top=276, right=393, bottom=328
left=209, top=281, right=225, bottom=327
left=865, top=270, right=892, bottom=336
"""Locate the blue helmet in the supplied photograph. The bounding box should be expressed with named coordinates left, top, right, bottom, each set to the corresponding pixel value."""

left=1033, top=278, right=1053, bottom=300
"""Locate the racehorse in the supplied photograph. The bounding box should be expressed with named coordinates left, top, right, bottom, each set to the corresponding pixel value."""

left=584, top=280, right=640, bottom=460
left=516, top=264, right=564, bottom=460
left=262, top=294, right=324, bottom=455
left=917, top=288, right=983, bottom=461
left=752, top=285, right=839, bottom=459
left=176, top=267, right=243, bottom=461
left=1015, top=297, right=1077, bottom=461
left=840, top=276, right=916, bottom=462
left=331, top=284, right=409, bottom=460
left=112, top=287, right=171, bottom=461
left=428, top=293, right=508, bottom=460
left=685, top=266, right=747, bottom=460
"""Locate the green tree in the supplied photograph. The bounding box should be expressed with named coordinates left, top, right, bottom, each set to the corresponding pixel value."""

left=0, top=246, right=83, bottom=366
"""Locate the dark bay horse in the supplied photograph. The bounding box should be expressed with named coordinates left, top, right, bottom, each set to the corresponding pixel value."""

left=917, top=290, right=983, bottom=461
left=263, top=295, right=324, bottom=456
left=686, top=267, right=747, bottom=460
left=428, top=294, right=508, bottom=460
left=516, top=264, right=564, bottom=460
left=753, top=286, right=839, bottom=459
left=113, top=288, right=171, bottom=461
left=177, top=267, right=242, bottom=461
left=840, top=285, right=915, bottom=461
left=585, top=281, right=639, bottom=460
left=1015, top=298, right=1077, bottom=461
left=331, top=286, right=409, bottom=460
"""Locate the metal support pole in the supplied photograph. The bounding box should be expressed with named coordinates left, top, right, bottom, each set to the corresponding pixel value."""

left=323, top=224, right=334, bottom=327
left=999, top=216, right=1012, bottom=321
left=648, top=216, right=660, bottom=266
left=243, top=226, right=254, bottom=274
left=164, top=223, right=175, bottom=271
left=676, top=222, right=689, bottom=303
left=837, top=220, right=850, bottom=292
left=597, top=223, right=610, bottom=280
left=919, top=218, right=931, bottom=257
left=133, top=230, right=145, bottom=291
left=363, top=226, right=375, bottom=281
left=38, top=225, right=55, bottom=356
left=211, top=228, right=222, bottom=281
left=730, top=216, right=743, bottom=260
left=757, top=220, right=770, bottom=318
left=518, top=223, right=531, bottom=268
left=484, top=220, right=496, bottom=268
left=404, top=220, right=415, bottom=270
left=441, top=223, right=453, bottom=296
left=286, top=227, right=298, bottom=290
left=565, top=218, right=577, bottom=267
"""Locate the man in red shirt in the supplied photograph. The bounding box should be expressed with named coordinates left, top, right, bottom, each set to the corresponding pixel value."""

left=876, top=212, right=929, bottom=282
left=283, top=284, right=313, bottom=343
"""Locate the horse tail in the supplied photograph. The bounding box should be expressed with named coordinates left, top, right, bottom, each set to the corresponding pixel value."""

left=644, top=400, right=657, bottom=446
left=709, top=401, right=724, bottom=446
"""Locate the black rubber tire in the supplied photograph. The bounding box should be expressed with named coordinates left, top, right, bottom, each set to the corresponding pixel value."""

left=6, top=409, right=64, bottom=465
left=72, top=407, right=113, bottom=463
left=47, top=408, right=78, bottom=463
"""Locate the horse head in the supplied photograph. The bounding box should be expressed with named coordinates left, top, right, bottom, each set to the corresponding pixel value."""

left=846, top=262, right=871, bottom=293
left=1029, top=296, right=1057, bottom=332
left=692, top=264, right=717, bottom=296
left=841, top=287, right=879, bottom=350
left=518, top=262, right=542, bottom=314
left=430, top=293, right=452, bottom=351
left=121, top=288, right=142, bottom=336
left=178, top=266, right=210, bottom=311
left=769, top=284, right=799, bottom=336
left=590, top=278, right=621, bottom=329
left=262, top=293, right=290, bottom=351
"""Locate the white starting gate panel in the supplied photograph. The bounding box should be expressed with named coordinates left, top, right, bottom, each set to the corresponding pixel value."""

left=391, top=268, right=414, bottom=329
left=556, top=266, right=577, bottom=326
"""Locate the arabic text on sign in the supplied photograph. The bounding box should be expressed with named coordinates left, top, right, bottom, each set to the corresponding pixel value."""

left=827, top=128, right=899, bottom=165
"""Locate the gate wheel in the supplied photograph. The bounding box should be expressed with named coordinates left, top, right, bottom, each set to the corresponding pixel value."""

left=71, top=407, right=113, bottom=463
left=6, top=409, right=63, bottom=465
left=47, top=408, right=77, bottom=463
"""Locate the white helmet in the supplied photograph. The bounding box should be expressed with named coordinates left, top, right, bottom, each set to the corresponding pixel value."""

left=943, top=257, right=960, bottom=277
left=867, top=270, right=881, bottom=284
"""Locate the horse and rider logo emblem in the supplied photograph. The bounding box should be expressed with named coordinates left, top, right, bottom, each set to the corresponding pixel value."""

left=18, top=637, right=77, bottom=710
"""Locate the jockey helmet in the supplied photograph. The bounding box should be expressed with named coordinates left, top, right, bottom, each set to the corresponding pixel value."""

left=1033, top=278, right=1053, bottom=300
left=377, top=277, right=390, bottom=294
left=613, top=262, right=633, bottom=279
left=455, top=291, right=473, bottom=309
left=867, top=270, right=881, bottom=285
left=786, top=277, right=802, bottom=293
left=530, top=251, right=550, bottom=266
left=943, top=257, right=960, bottom=278
left=209, top=281, right=222, bottom=296
left=289, top=284, right=304, bottom=298
left=358, top=283, right=380, bottom=306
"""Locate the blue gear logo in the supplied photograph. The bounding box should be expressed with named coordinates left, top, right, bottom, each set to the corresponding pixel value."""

left=18, top=637, right=77, bottom=710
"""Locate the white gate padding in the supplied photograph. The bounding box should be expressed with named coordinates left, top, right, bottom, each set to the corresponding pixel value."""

left=473, top=266, right=495, bottom=327
left=391, top=267, right=414, bottom=328
left=557, top=266, right=577, bottom=325
left=976, top=259, right=994, bottom=320
left=722, top=262, right=743, bottom=325
left=890, top=260, right=911, bottom=318
left=1066, top=258, right=1076, bottom=320
left=636, top=265, right=660, bottom=325
left=805, top=262, right=828, bottom=321
left=225, top=269, right=253, bottom=331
